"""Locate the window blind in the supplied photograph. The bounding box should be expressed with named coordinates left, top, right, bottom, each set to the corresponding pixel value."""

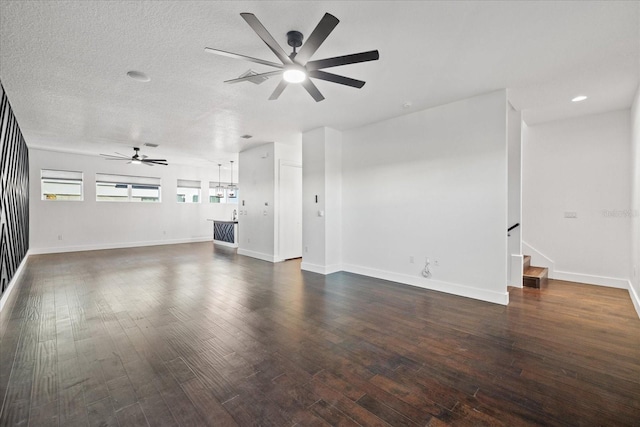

left=41, top=169, right=83, bottom=181
left=177, top=179, right=201, bottom=189
left=96, top=173, right=161, bottom=186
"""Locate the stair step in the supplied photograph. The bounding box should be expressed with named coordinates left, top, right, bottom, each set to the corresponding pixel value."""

left=524, top=266, right=548, bottom=289
left=523, top=255, right=531, bottom=270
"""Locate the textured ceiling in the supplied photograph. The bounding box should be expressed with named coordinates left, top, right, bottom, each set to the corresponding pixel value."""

left=0, top=1, right=638, bottom=165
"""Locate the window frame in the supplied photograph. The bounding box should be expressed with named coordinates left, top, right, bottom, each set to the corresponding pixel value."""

left=96, top=173, right=162, bottom=203
left=177, top=179, right=202, bottom=204
left=41, top=169, right=84, bottom=201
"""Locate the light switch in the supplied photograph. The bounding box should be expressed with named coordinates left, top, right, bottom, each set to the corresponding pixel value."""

left=564, top=211, right=577, bottom=219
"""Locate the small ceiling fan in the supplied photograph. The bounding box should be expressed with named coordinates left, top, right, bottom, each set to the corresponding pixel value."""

left=100, top=147, right=168, bottom=166
left=205, top=12, right=379, bottom=102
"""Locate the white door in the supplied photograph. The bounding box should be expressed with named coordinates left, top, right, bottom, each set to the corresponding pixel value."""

left=279, top=163, right=303, bottom=260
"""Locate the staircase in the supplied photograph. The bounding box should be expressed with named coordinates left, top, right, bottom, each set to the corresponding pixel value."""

left=523, top=255, right=548, bottom=288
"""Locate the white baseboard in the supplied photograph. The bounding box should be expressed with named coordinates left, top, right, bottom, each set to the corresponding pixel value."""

left=342, top=263, right=509, bottom=306
left=237, top=248, right=278, bottom=263
left=300, top=262, right=342, bottom=275
left=28, top=237, right=213, bottom=255
left=213, top=240, right=238, bottom=248
left=553, top=270, right=629, bottom=289
left=0, top=251, right=30, bottom=313
left=628, top=281, right=640, bottom=319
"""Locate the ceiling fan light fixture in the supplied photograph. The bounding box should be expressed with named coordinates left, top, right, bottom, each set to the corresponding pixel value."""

left=131, top=159, right=142, bottom=165
left=283, top=67, right=307, bottom=83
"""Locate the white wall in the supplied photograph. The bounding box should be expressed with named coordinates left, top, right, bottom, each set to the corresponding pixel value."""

left=522, top=110, right=631, bottom=288
left=238, top=141, right=302, bottom=262
left=301, top=127, right=342, bottom=274
left=507, top=102, right=523, bottom=287
left=29, top=148, right=237, bottom=253
left=630, top=86, right=640, bottom=316
left=341, top=90, right=509, bottom=305
left=238, top=143, right=275, bottom=261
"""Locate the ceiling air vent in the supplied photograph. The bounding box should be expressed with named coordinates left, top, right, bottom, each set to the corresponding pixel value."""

left=240, top=134, right=253, bottom=139
left=238, top=69, right=268, bottom=85
left=143, top=143, right=159, bottom=148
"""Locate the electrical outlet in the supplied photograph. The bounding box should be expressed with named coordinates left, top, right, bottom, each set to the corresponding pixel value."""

left=305, top=246, right=308, bottom=253
left=434, top=258, right=439, bottom=267
left=247, top=238, right=251, bottom=243
left=58, top=235, right=63, bottom=241
left=409, top=256, right=414, bottom=264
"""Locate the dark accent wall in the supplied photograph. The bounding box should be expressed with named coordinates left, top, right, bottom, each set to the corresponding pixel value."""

left=0, top=84, right=29, bottom=297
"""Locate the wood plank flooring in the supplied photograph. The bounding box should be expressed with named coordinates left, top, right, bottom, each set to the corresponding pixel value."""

left=0, top=242, right=639, bottom=426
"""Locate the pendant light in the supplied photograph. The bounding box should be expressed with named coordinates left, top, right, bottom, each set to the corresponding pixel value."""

left=215, top=164, right=225, bottom=198
left=227, top=160, right=237, bottom=198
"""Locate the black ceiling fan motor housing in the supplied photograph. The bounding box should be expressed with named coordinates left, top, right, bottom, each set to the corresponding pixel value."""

left=287, top=31, right=304, bottom=49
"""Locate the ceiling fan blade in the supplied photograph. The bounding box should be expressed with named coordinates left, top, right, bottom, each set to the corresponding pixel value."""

left=309, top=70, right=365, bottom=88
left=224, top=70, right=283, bottom=84
left=100, top=154, right=129, bottom=160
left=141, top=158, right=167, bottom=162
left=306, top=50, right=380, bottom=71
left=204, top=47, right=283, bottom=69
left=269, top=79, right=289, bottom=100
left=240, top=13, right=293, bottom=65
left=294, top=13, right=340, bottom=65
left=301, top=79, right=325, bottom=102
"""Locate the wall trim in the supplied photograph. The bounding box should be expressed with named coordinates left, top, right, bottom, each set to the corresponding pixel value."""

left=522, top=240, right=555, bottom=278
left=628, top=280, right=640, bottom=319
left=553, top=270, right=629, bottom=289
left=28, top=236, right=212, bottom=255
left=0, top=252, right=29, bottom=314
left=213, top=241, right=238, bottom=249
left=301, top=262, right=342, bottom=275
left=342, top=263, right=509, bottom=306
left=237, top=248, right=278, bottom=263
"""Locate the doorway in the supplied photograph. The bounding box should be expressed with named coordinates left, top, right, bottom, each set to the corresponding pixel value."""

left=279, top=162, right=303, bottom=260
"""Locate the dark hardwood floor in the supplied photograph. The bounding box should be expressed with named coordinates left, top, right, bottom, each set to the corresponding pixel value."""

left=0, top=242, right=639, bottom=426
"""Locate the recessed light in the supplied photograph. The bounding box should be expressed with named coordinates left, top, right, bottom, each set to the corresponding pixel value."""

left=572, top=95, right=587, bottom=102
left=127, top=70, right=150, bottom=82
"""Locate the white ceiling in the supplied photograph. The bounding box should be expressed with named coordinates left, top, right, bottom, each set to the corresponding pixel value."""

left=0, top=1, right=638, bottom=166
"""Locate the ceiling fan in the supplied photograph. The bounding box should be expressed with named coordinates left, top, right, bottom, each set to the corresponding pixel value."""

left=100, top=147, right=168, bottom=166
left=205, top=12, right=379, bottom=102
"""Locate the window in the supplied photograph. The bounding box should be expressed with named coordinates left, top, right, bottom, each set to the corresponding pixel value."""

left=41, top=169, right=83, bottom=201
left=208, top=182, right=238, bottom=204
left=177, top=179, right=201, bottom=203
left=96, top=173, right=161, bottom=202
